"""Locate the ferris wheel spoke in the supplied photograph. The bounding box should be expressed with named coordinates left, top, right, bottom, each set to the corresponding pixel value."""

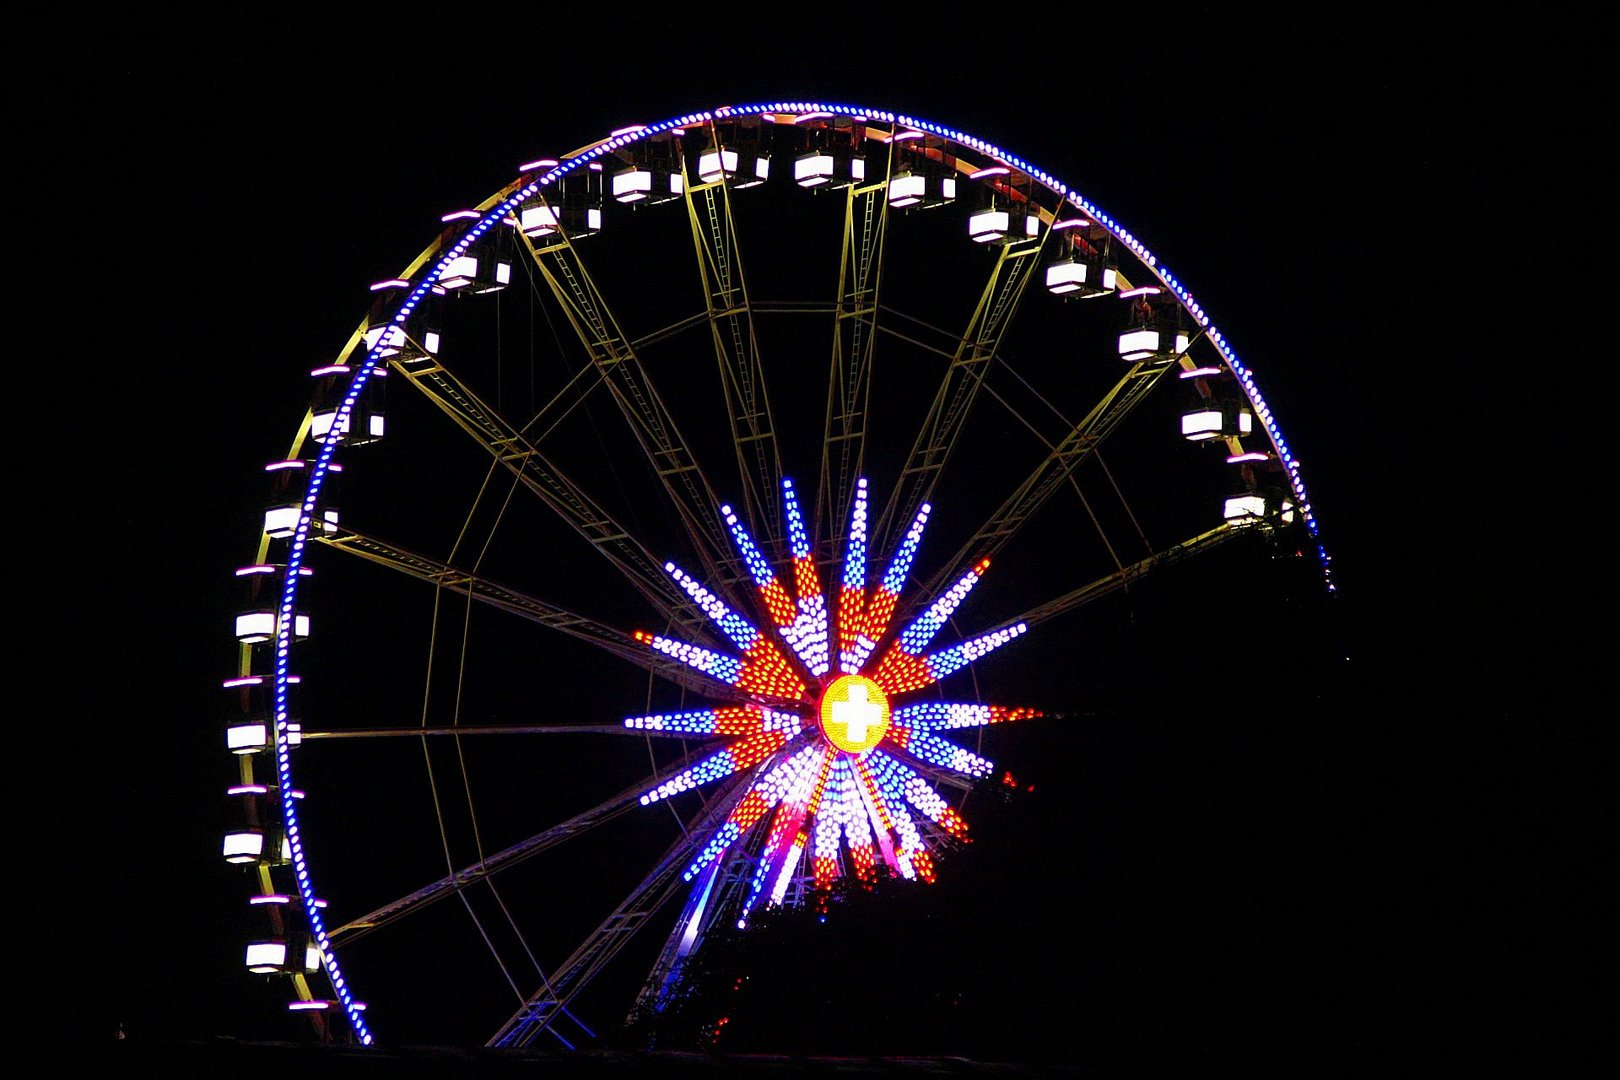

left=871, top=305, right=974, bottom=361
left=630, top=310, right=712, bottom=352
left=817, top=148, right=895, bottom=557
left=513, top=230, right=739, bottom=589
left=301, top=724, right=690, bottom=740
left=314, top=523, right=725, bottom=694
left=490, top=773, right=755, bottom=1049
left=913, top=358, right=1180, bottom=606
left=382, top=352, right=709, bottom=637
left=681, top=126, right=784, bottom=545
left=873, top=222, right=1054, bottom=555
left=329, top=745, right=730, bottom=949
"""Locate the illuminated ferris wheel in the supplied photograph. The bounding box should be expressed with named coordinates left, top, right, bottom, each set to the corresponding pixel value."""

left=221, top=100, right=1327, bottom=1049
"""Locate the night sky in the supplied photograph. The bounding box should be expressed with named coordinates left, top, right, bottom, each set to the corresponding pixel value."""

left=23, top=14, right=1573, bottom=1073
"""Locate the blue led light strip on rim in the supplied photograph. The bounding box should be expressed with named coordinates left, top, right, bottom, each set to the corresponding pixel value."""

left=269, top=97, right=1331, bottom=1046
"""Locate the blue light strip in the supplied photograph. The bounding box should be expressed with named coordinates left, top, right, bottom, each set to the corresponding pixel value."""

left=899, top=565, right=983, bottom=655
left=782, top=478, right=811, bottom=559
left=262, top=95, right=1332, bottom=1045
left=841, top=477, right=869, bottom=591
left=925, top=622, right=1029, bottom=680
left=643, top=634, right=745, bottom=685
left=880, top=504, right=930, bottom=596
left=721, top=504, right=776, bottom=589
left=666, top=563, right=761, bottom=650
left=893, top=727, right=993, bottom=778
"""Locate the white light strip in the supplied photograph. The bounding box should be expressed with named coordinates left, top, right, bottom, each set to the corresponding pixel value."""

left=368, top=279, right=409, bottom=291
left=1117, top=285, right=1162, bottom=299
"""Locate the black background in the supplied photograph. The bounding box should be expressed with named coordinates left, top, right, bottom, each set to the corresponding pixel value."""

left=19, top=11, right=1578, bottom=1072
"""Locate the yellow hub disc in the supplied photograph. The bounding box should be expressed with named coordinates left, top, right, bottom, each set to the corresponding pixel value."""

left=818, top=674, right=891, bottom=754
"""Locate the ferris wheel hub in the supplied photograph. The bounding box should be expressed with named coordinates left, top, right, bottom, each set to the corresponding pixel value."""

left=818, top=674, right=891, bottom=754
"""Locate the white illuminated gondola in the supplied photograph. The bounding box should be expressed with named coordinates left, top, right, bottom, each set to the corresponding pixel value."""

left=968, top=208, right=1039, bottom=244
left=222, top=828, right=292, bottom=865
left=1046, top=257, right=1118, bottom=296
left=438, top=253, right=512, bottom=294
left=612, top=165, right=683, bottom=204
left=245, top=937, right=320, bottom=975
left=1180, top=404, right=1254, bottom=441
left=697, top=147, right=770, bottom=188
left=311, top=408, right=385, bottom=445
left=1223, top=492, right=1268, bottom=524
left=1118, top=326, right=1191, bottom=363
left=234, top=611, right=311, bottom=644
left=889, top=170, right=956, bottom=209
left=363, top=323, right=439, bottom=358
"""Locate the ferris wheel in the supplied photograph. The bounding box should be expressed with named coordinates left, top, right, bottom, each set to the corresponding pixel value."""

left=221, top=100, right=1328, bottom=1049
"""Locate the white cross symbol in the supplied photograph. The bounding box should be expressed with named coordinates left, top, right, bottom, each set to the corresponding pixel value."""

left=832, top=683, right=882, bottom=743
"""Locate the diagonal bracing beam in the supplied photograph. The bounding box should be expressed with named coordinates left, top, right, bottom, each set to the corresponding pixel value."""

left=328, top=745, right=723, bottom=948
left=387, top=346, right=700, bottom=638
left=488, top=772, right=755, bottom=1048
left=314, top=524, right=728, bottom=696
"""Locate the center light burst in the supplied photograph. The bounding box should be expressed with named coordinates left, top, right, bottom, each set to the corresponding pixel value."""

left=626, top=476, right=1039, bottom=929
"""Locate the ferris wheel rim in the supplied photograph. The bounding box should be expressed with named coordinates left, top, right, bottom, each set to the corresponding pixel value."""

left=239, top=97, right=1330, bottom=1049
